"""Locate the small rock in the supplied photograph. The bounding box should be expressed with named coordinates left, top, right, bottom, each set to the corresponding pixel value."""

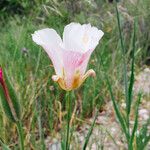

left=48, top=141, right=61, bottom=150
left=139, top=109, right=149, bottom=120
left=134, top=68, right=150, bottom=94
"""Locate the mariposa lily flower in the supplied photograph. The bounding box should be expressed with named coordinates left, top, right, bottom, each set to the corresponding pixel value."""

left=32, top=23, right=104, bottom=91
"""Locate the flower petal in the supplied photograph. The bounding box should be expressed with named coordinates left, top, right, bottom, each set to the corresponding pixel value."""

left=87, top=26, right=104, bottom=50
left=63, top=22, right=84, bottom=52
left=32, top=28, right=63, bottom=75
left=62, top=49, right=92, bottom=88
left=63, top=23, right=104, bottom=53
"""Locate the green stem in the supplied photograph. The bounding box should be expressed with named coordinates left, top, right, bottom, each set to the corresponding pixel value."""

left=16, top=121, right=24, bottom=150
left=66, top=91, right=72, bottom=150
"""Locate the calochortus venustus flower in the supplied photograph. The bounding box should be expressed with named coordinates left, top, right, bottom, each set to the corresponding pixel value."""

left=32, top=23, right=104, bottom=91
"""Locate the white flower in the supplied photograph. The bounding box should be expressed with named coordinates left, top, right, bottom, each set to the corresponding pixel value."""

left=32, top=23, right=104, bottom=91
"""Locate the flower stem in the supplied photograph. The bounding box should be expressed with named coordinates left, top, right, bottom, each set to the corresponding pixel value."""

left=16, top=121, right=24, bottom=150
left=66, top=91, right=72, bottom=150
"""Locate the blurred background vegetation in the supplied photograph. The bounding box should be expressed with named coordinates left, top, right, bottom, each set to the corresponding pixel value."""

left=0, top=0, right=150, bottom=149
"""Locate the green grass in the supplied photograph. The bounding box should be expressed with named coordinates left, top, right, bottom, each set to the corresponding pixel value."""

left=0, top=0, right=150, bottom=149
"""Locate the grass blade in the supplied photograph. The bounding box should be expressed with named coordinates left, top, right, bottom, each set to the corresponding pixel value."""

left=16, top=121, right=24, bottom=150
left=100, top=55, right=129, bottom=140
left=82, top=109, right=98, bottom=150
left=129, top=93, right=141, bottom=149
left=0, top=139, right=11, bottom=150
left=136, top=118, right=150, bottom=150
left=36, top=97, right=46, bottom=150
left=115, top=1, right=129, bottom=114
left=128, top=20, right=136, bottom=116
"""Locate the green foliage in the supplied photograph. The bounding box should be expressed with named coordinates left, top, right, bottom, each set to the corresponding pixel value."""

left=4, top=70, right=21, bottom=120
left=102, top=2, right=150, bottom=150
left=0, top=139, right=11, bottom=150
left=0, top=85, right=16, bottom=122
left=136, top=118, right=150, bottom=150
left=129, top=93, right=141, bottom=149
left=16, top=121, right=24, bottom=150
left=82, top=109, right=98, bottom=150
left=0, top=69, right=21, bottom=122
left=0, top=69, right=24, bottom=149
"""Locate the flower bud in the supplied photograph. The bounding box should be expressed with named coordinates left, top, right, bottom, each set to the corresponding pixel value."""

left=0, top=68, right=20, bottom=122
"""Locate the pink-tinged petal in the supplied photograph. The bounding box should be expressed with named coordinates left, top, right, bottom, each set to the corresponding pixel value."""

left=62, top=49, right=93, bottom=88
left=32, top=28, right=63, bottom=76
